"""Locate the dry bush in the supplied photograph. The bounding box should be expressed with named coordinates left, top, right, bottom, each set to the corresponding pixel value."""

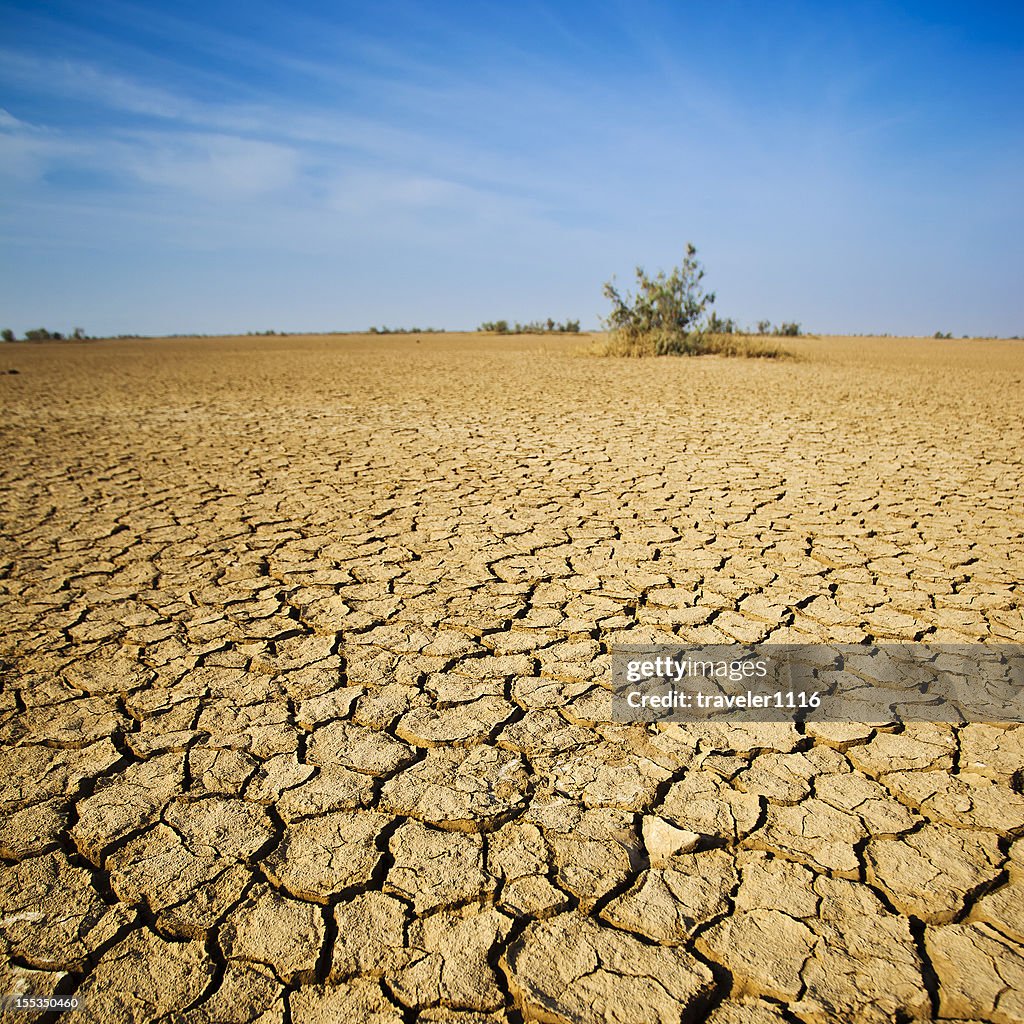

left=597, top=330, right=789, bottom=359
left=597, top=244, right=788, bottom=358
left=701, top=333, right=789, bottom=358
left=601, top=244, right=713, bottom=355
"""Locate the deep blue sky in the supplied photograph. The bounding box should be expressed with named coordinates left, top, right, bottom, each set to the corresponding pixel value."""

left=1, top=1, right=1022, bottom=337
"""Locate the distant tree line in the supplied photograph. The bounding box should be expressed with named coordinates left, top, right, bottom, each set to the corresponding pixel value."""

left=478, top=318, right=581, bottom=334
left=368, top=326, right=446, bottom=334
left=2, top=327, right=87, bottom=342
left=706, top=315, right=802, bottom=337
left=754, top=320, right=801, bottom=337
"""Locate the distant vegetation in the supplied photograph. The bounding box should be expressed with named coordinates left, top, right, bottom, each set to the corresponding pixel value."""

left=598, top=245, right=786, bottom=358
left=2, top=327, right=87, bottom=342
left=478, top=318, right=581, bottom=334
left=368, top=326, right=446, bottom=334
left=715, top=317, right=801, bottom=337
left=773, top=322, right=802, bottom=337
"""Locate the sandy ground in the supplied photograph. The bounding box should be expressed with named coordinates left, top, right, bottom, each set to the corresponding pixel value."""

left=1, top=332, right=1023, bottom=1023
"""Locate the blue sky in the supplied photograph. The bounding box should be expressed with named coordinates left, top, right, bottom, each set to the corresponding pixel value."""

left=1, top=0, right=1022, bottom=337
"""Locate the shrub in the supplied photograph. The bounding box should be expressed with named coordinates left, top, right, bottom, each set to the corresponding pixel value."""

left=600, top=244, right=717, bottom=355
left=756, top=320, right=771, bottom=335
left=1, top=329, right=14, bottom=343
left=774, top=322, right=801, bottom=337
left=25, top=327, right=60, bottom=341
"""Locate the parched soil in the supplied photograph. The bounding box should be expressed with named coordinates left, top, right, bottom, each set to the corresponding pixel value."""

left=1, top=332, right=1023, bottom=1023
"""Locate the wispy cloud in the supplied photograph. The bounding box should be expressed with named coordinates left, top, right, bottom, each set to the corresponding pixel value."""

left=0, top=48, right=198, bottom=121
left=0, top=41, right=597, bottom=229
left=117, top=132, right=300, bottom=198
left=0, top=107, right=87, bottom=182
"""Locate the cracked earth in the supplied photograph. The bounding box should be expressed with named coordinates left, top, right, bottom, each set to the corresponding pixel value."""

left=1, top=331, right=1023, bottom=1023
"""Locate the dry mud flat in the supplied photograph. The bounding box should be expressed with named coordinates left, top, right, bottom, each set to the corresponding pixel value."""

left=1, top=331, right=1023, bottom=1024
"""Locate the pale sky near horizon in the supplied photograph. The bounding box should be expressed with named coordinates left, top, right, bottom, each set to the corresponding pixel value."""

left=1, top=0, right=1022, bottom=338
